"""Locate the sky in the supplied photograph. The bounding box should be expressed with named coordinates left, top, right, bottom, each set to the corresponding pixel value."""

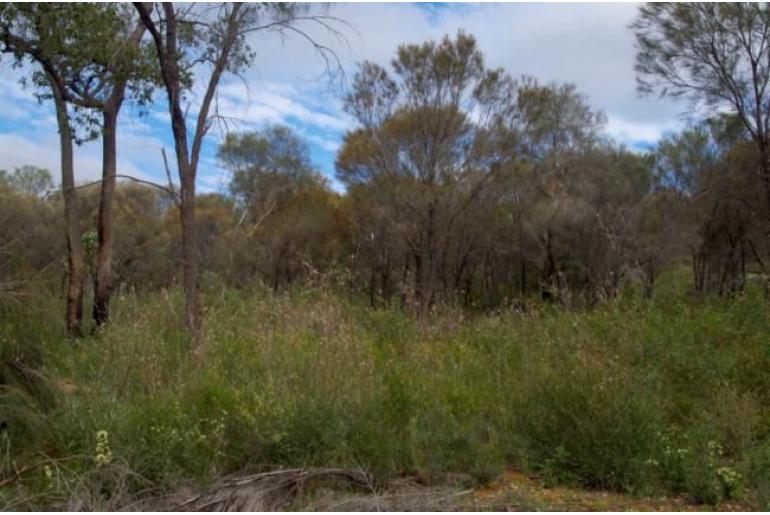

left=0, top=2, right=692, bottom=194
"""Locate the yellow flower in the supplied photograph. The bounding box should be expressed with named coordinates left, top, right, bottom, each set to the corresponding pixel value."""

left=94, top=429, right=113, bottom=466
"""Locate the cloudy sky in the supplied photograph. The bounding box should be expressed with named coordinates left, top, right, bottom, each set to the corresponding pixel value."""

left=0, top=2, right=692, bottom=193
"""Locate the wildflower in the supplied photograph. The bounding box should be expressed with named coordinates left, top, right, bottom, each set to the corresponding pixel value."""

left=717, top=466, right=740, bottom=482
left=707, top=440, right=723, bottom=457
left=717, top=466, right=743, bottom=499
left=95, top=429, right=113, bottom=466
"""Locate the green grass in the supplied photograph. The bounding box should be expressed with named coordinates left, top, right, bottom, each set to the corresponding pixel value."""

left=1, top=280, right=769, bottom=509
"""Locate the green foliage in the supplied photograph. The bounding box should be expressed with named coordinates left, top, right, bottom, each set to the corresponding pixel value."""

left=0, top=3, right=157, bottom=140
left=1, top=281, right=768, bottom=509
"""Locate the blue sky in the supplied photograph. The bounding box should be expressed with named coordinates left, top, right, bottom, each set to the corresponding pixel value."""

left=0, top=2, right=689, bottom=194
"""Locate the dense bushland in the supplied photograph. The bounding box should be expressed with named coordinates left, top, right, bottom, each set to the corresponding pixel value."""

left=1, top=276, right=768, bottom=509
left=2, top=4, right=770, bottom=511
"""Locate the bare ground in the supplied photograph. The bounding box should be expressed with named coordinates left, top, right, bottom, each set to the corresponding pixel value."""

left=127, top=468, right=754, bottom=512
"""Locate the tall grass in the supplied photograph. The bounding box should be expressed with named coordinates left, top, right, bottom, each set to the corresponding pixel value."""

left=1, top=280, right=769, bottom=508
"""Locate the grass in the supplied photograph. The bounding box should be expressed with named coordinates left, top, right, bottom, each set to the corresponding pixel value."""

left=1, top=277, right=769, bottom=509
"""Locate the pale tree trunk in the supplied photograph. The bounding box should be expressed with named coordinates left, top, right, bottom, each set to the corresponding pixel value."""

left=52, top=79, right=85, bottom=338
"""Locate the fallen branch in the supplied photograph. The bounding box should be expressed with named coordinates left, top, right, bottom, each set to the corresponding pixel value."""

left=170, top=467, right=374, bottom=511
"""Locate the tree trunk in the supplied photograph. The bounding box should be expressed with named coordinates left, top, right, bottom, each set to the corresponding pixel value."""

left=738, top=238, right=746, bottom=295
left=369, top=263, right=377, bottom=308
left=166, top=56, right=203, bottom=349
left=643, top=258, right=655, bottom=299
left=692, top=247, right=709, bottom=295
left=759, top=146, right=770, bottom=226
left=413, top=250, right=424, bottom=317
left=758, top=149, right=770, bottom=288
left=93, top=108, right=118, bottom=327
left=89, top=21, right=142, bottom=328
left=137, top=2, right=250, bottom=351
left=399, top=257, right=410, bottom=310
left=421, top=201, right=437, bottom=317
left=380, top=252, right=391, bottom=302
left=542, top=229, right=558, bottom=301
left=464, top=266, right=474, bottom=306
left=179, top=167, right=202, bottom=346
left=52, top=80, right=85, bottom=338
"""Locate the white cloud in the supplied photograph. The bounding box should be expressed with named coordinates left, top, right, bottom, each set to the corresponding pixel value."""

left=236, top=3, right=688, bottom=142
left=216, top=81, right=351, bottom=132
left=605, top=115, right=683, bottom=148
left=0, top=128, right=157, bottom=186
left=1, top=132, right=103, bottom=183
left=0, top=3, right=698, bottom=190
left=304, top=132, right=341, bottom=153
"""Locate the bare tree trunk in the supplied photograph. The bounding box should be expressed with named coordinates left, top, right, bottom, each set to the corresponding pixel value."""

left=758, top=145, right=770, bottom=226
left=482, top=249, right=492, bottom=300
left=380, top=252, right=391, bottom=302
left=90, top=22, right=143, bottom=328
left=643, top=258, right=655, bottom=299
left=542, top=229, right=558, bottom=301
left=422, top=201, right=437, bottom=317
left=93, top=107, right=118, bottom=327
left=368, top=263, right=377, bottom=307
left=399, top=257, right=410, bottom=310
left=692, top=249, right=707, bottom=295
left=179, top=167, right=202, bottom=344
left=413, top=250, right=425, bottom=317
left=464, top=266, right=474, bottom=307
left=453, top=252, right=469, bottom=293
left=439, top=245, right=448, bottom=300
left=53, top=80, right=84, bottom=338
left=739, top=230, right=746, bottom=295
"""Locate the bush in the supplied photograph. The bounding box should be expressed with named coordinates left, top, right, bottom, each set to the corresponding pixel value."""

left=2, top=285, right=769, bottom=509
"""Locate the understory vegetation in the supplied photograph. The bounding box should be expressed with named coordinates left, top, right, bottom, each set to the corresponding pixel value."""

left=1, top=275, right=769, bottom=509
left=3, top=3, right=770, bottom=512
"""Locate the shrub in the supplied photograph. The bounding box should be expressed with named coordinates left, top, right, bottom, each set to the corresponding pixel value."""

left=2, top=285, right=768, bottom=509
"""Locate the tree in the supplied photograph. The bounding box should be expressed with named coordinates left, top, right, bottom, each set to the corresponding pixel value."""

left=60, top=5, right=153, bottom=328
left=511, top=78, right=605, bottom=301
left=650, top=119, right=768, bottom=296
left=1, top=3, right=155, bottom=334
left=1, top=4, right=90, bottom=336
left=218, top=127, right=348, bottom=290
left=632, top=3, right=770, bottom=227
left=135, top=2, right=344, bottom=348
left=219, top=125, right=319, bottom=228
left=7, top=165, right=53, bottom=197
left=337, top=32, right=519, bottom=316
